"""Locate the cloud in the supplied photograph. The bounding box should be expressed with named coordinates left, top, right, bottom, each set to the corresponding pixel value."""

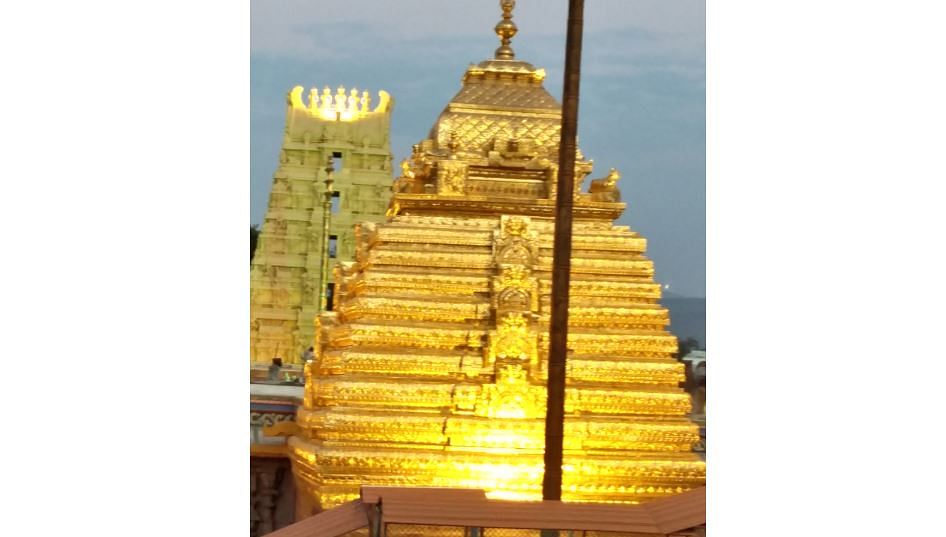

left=250, top=0, right=706, bottom=296
left=251, top=0, right=704, bottom=62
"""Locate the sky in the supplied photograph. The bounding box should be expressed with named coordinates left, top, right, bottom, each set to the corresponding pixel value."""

left=251, top=0, right=705, bottom=297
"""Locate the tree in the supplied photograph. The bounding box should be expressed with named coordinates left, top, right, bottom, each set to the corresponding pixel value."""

left=251, top=225, right=260, bottom=261
left=676, top=337, right=703, bottom=392
left=676, top=337, right=702, bottom=360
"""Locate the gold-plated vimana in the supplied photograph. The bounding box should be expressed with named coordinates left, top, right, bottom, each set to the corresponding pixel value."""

left=289, top=0, right=706, bottom=510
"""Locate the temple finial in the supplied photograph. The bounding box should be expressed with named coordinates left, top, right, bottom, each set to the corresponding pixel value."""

left=494, top=0, right=517, bottom=60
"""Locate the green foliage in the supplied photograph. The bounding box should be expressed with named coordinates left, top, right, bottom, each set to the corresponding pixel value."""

left=676, top=337, right=703, bottom=391
left=676, top=337, right=702, bottom=360
left=251, top=225, right=260, bottom=261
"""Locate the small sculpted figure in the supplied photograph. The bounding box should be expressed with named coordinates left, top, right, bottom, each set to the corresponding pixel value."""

left=589, top=168, right=622, bottom=202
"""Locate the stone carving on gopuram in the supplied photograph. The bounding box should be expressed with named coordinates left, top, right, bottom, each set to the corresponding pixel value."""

left=250, top=81, right=395, bottom=365
left=289, top=0, right=705, bottom=512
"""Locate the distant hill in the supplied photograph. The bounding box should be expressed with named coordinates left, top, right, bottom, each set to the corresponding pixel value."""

left=661, top=296, right=706, bottom=348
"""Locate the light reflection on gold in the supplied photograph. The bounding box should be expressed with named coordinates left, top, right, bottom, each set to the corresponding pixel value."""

left=288, top=85, right=392, bottom=121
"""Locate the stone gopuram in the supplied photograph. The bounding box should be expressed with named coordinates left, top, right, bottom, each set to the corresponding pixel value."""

left=289, top=3, right=705, bottom=513
left=250, top=85, right=394, bottom=365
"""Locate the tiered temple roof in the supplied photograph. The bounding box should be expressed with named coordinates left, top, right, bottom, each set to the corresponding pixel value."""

left=289, top=1, right=705, bottom=511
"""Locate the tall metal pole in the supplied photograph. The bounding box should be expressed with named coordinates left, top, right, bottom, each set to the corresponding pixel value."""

left=543, top=0, right=585, bottom=503
left=319, top=156, right=335, bottom=312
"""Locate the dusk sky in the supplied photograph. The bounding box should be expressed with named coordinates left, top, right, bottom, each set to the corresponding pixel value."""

left=251, top=0, right=705, bottom=297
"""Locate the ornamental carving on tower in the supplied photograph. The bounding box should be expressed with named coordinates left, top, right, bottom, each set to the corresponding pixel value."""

left=484, top=215, right=542, bottom=418
left=436, top=160, right=468, bottom=195
left=487, top=313, right=536, bottom=365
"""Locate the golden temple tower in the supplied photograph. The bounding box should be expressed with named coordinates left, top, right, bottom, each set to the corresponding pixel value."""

left=290, top=2, right=705, bottom=512
left=250, top=85, right=394, bottom=365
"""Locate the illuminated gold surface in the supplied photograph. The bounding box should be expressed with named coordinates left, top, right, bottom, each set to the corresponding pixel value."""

left=289, top=84, right=392, bottom=122
left=289, top=1, right=705, bottom=509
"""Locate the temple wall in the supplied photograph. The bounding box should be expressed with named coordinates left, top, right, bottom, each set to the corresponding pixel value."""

left=251, top=383, right=304, bottom=534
